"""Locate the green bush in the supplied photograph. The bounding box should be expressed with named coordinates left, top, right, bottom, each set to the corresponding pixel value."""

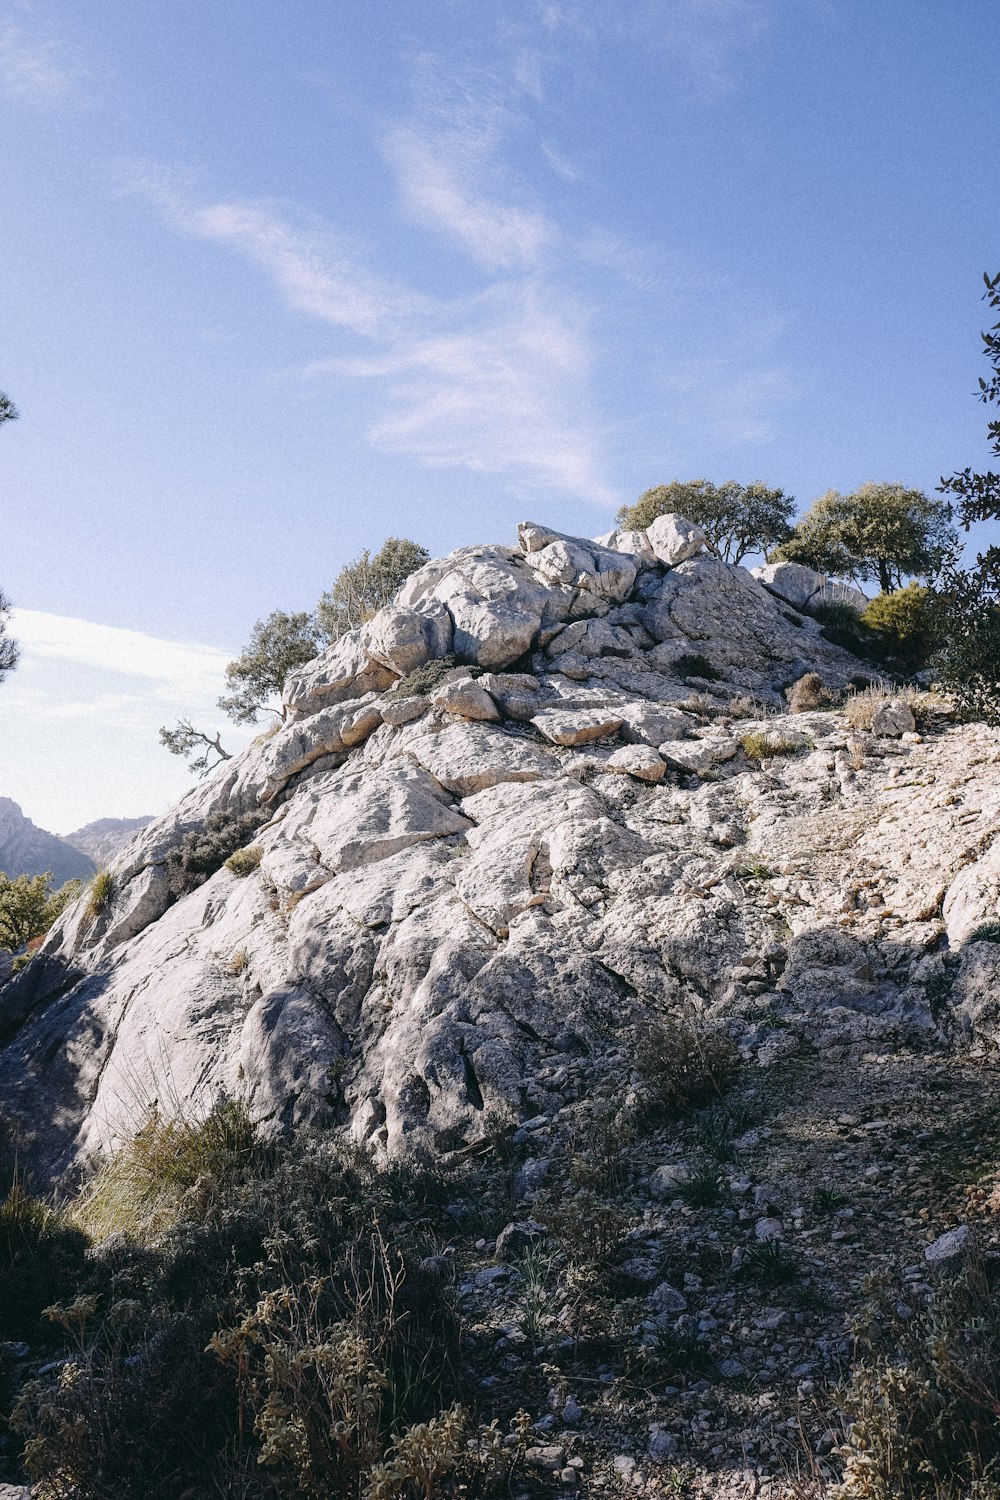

left=165, top=807, right=265, bottom=895
left=861, top=583, right=941, bottom=669
left=632, top=1016, right=742, bottom=1127
left=390, top=654, right=466, bottom=697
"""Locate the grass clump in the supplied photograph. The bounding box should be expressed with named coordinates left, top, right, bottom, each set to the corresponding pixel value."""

left=785, top=671, right=838, bottom=713
left=678, top=1160, right=724, bottom=1207
left=0, top=1176, right=89, bottom=1340
left=165, top=807, right=265, bottom=896
left=86, top=868, right=114, bottom=919
left=740, top=729, right=811, bottom=761
left=844, top=682, right=945, bottom=733
left=739, top=1239, right=799, bottom=1287
left=633, top=1016, right=742, bottom=1128
left=225, top=842, right=263, bottom=877
left=73, top=1100, right=272, bottom=1242
left=967, top=921, right=1000, bottom=946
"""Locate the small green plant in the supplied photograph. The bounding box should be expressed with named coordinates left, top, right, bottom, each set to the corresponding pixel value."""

left=811, top=1185, right=847, bottom=1217
left=633, top=1016, right=742, bottom=1127
left=390, top=655, right=472, bottom=698
left=672, top=652, right=722, bottom=681
left=224, top=843, right=263, bottom=877
left=695, top=1099, right=755, bottom=1162
left=740, top=730, right=810, bottom=761
left=678, top=1160, right=723, bottom=1207
left=967, top=922, right=1000, bottom=946
left=740, top=858, right=774, bottom=881
left=86, top=868, right=114, bottom=919
left=740, top=1239, right=799, bottom=1286
left=517, top=1244, right=560, bottom=1344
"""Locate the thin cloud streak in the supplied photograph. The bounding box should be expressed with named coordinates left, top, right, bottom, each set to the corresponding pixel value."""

left=12, top=609, right=235, bottom=700
left=0, top=11, right=95, bottom=109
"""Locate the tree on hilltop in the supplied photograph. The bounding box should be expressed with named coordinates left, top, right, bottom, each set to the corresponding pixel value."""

left=775, top=482, right=956, bottom=593
left=618, top=479, right=795, bottom=564
left=934, top=271, right=1000, bottom=721
left=160, top=535, right=429, bottom=776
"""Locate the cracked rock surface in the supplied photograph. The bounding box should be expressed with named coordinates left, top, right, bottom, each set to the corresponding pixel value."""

left=3, top=516, right=1000, bottom=1186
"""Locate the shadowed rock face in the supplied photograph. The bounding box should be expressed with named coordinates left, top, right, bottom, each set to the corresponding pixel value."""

left=3, top=517, right=999, bottom=1186
left=0, top=798, right=96, bottom=885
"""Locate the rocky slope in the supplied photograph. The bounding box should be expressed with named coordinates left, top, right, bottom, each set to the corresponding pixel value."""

left=0, top=798, right=96, bottom=886
left=2, top=516, right=999, bottom=1191
left=64, top=814, right=153, bottom=867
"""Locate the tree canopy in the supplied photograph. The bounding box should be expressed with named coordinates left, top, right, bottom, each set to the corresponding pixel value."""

left=775, top=483, right=956, bottom=593
left=316, top=537, right=430, bottom=642
left=160, top=535, right=429, bottom=775
left=935, top=272, right=1000, bottom=720
left=0, top=872, right=81, bottom=953
left=217, top=611, right=322, bottom=725
left=618, top=479, right=795, bottom=564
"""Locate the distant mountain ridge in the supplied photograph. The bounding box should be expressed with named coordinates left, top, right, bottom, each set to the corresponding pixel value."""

left=65, top=816, right=153, bottom=867
left=0, top=797, right=96, bottom=885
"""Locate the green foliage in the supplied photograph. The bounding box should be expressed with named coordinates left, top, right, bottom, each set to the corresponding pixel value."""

left=225, top=843, right=263, bottom=877
left=632, top=1016, right=742, bottom=1127
left=158, top=718, right=232, bottom=778
left=966, top=922, right=1000, bottom=946
left=834, top=1256, right=1000, bottom=1499
left=862, top=584, right=941, bottom=669
left=933, top=563, right=1000, bottom=725
left=217, top=609, right=322, bottom=725
left=165, top=807, right=264, bottom=895
left=11, top=1123, right=471, bottom=1500
left=618, top=478, right=795, bottom=563
left=0, top=871, right=81, bottom=951
left=390, top=654, right=462, bottom=698
left=775, top=483, right=956, bottom=593
left=86, top=868, right=114, bottom=919
left=74, top=1101, right=273, bottom=1244
left=0, top=390, right=17, bottom=426
left=0, top=1177, right=89, bottom=1341
left=678, top=1160, right=723, bottom=1207
left=316, top=537, right=430, bottom=643
left=739, top=1239, right=799, bottom=1287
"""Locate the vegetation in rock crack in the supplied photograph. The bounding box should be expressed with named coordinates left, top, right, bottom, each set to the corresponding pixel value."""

left=618, top=478, right=796, bottom=564
left=225, top=842, right=263, bottom=877
left=165, top=807, right=266, bottom=895
left=774, top=482, right=956, bottom=593
left=740, top=729, right=810, bottom=760
left=85, top=868, right=114, bottom=919
left=0, top=872, right=82, bottom=954
left=966, top=921, right=1000, bottom=946
left=390, top=654, right=466, bottom=697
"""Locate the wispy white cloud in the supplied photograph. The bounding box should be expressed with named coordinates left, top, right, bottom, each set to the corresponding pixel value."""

left=12, top=610, right=235, bottom=702
left=382, top=106, right=554, bottom=272
left=0, top=11, right=95, bottom=109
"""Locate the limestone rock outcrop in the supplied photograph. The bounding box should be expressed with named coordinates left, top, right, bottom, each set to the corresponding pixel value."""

left=2, top=516, right=998, bottom=1185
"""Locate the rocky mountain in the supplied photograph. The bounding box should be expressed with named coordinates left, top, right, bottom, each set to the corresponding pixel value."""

left=2, top=515, right=998, bottom=1191
left=0, top=797, right=96, bottom=886
left=65, top=815, right=153, bottom=867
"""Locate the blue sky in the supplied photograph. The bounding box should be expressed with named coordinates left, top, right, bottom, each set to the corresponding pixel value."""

left=0, top=0, right=997, bottom=833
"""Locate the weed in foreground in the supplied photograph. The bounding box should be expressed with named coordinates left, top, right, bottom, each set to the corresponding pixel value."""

left=632, top=1016, right=742, bottom=1129
left=741, top=730, right=811, bottom=762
